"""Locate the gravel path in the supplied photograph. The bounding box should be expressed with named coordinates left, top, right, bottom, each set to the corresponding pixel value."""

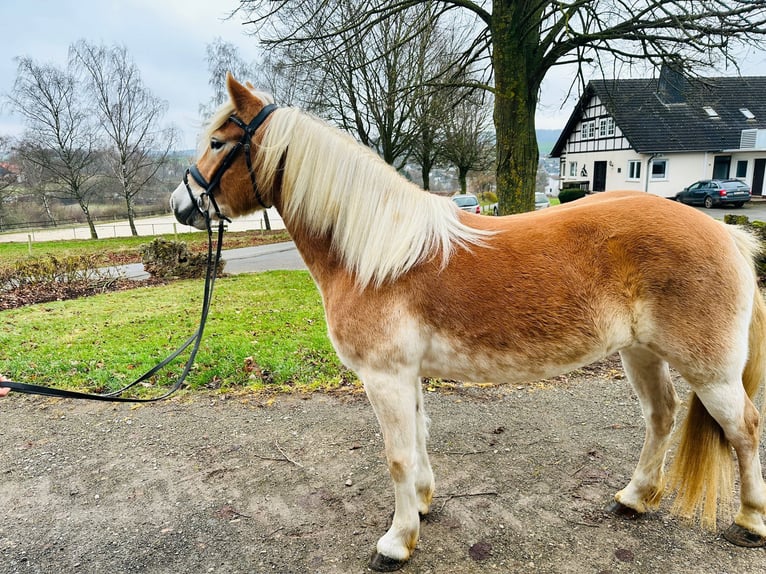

left=2, top=372, right=763, bottom=573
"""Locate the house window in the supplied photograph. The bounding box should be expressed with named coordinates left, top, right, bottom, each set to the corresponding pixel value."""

left=650, top=159, right=668, bottom=180
left=582, top=120, right=595, bottom=139
left=627, top=160, right=641, bottom=181
left=736, top=160, right=748, bottom=178
left=569, top=161, right=578, bottom=176
left=599, top=118, right=615, bottom=137
left=703, top=106, right=719, bottom=118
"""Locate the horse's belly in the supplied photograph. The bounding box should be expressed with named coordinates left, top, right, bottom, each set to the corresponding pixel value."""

left=419, top=334, right=621, bottom=385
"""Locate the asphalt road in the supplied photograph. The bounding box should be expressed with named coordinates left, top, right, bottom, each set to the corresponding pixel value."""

left=688, top=197, right=766, bottom=221
left=116, top=241, right=306, bottom=280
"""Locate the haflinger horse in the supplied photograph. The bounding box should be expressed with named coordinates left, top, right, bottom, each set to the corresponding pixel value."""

left=171, top=74, right=766, bottom=571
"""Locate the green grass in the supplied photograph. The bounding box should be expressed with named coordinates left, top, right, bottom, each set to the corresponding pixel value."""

left=0, top=271, right=355, bottom=396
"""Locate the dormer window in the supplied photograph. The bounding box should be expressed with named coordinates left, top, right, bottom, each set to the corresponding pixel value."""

left=703, top=106, right=719, bottom=118
left=740, top=108, right=756, bottom=120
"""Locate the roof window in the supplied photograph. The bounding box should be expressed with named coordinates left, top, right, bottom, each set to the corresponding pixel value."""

left=740, top=108, right=756, bottom=120
left=703, top=106, right=719, bottom=118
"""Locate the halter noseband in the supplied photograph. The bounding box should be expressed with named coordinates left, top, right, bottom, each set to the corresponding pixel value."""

left=184, top=103, right=278, bottom=222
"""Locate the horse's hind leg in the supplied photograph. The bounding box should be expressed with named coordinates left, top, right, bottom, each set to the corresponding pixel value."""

left=692, top=381, right=766, bottom=543
left=414, top=378, right=435, bottom=516
left=362, top=370, right=423, bottom=571
left=613, top=346, right=679, bottom=514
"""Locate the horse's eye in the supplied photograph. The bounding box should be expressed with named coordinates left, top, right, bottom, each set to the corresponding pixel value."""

left=210, top=139, right=225, bottom=150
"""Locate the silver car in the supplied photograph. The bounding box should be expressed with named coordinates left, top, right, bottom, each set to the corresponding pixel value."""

left=452, top=194, right=481, bottom=214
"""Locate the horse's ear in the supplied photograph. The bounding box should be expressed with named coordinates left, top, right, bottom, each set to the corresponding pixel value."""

left=226, top=72, right=252, bottom=111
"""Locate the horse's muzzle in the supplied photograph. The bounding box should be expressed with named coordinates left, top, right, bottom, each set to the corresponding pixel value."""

left=170, top=183, right=207, bottom=230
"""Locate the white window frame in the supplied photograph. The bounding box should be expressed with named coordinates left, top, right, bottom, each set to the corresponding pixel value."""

left=569, top=161, right=578, bottom=177
left=599, top=117, right=615, bottom=137
left=627, top=160, right=641, bottom=181
left=650, top=158, right=668, bottom=181
left=581, top=120, right=595, bottom=140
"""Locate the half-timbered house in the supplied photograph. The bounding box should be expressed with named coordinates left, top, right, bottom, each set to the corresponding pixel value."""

left=550, top=66, right=766, bottom=197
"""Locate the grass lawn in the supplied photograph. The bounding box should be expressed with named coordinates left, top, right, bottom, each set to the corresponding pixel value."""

left=0, top=271, right=355, bottom=396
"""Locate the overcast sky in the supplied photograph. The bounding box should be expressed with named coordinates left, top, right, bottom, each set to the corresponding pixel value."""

left=1, top=1, right=764, bottom=150
left=0, top=0, right=259, bottom=149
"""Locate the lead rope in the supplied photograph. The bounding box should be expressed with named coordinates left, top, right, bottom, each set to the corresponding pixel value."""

left=0, top=216, right=225, bottom=403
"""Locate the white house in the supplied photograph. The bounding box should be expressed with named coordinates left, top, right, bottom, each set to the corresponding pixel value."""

left=550, top=66, right=766, bottom=198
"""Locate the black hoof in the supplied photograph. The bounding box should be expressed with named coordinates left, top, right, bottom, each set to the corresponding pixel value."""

left=606, top=500, right=641, bottom=520
left=369, top=551, right=407, bottom=572
left=723, top=523, right=766, bottom=548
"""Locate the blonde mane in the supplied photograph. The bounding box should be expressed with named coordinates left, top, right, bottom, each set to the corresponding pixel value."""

left=252, top=107, right=489, bottom=288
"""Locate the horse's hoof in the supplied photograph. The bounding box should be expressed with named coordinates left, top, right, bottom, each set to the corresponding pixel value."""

left=369, top=551, right=407, bottom=572
left=723, top=523, right=766, bottom=548
left=606, top=500, right=641, bottom=520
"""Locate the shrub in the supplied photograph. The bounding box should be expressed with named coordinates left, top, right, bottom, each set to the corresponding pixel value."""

left=479, top=191, right=497, bottom=204
left=723, top=214, right=750, bottom=226
left=1, top=254, right=114, bottom=290
left=724, top=215, right=766, bottom=285
left=141, top=238, right=224, bottom=279
left=558, top=188, right=587, bottom=204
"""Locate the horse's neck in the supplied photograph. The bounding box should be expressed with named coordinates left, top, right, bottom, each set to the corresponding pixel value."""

left=279, top=211, right=345, bottom=287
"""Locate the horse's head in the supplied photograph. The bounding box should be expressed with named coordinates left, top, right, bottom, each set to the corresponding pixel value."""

left=170, top=74, right=277, bottom=229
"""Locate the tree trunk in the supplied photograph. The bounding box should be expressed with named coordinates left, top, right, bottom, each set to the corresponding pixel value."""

left=458, top=166, right=468, bottom=194
left=128, top=206, right=138, bottom=237
left=492, top=1, right=542, bottom=215
left=42, top=194, right=56, bottom=226
left=82, top=205, right=98, bottom=239
left=421, top=150, right=433, bottom=190
left=126, top=195, right=138, bottom=236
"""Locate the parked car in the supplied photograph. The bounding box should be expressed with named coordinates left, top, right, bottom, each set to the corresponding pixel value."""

left=451, top=194, right=481, bottom=214
left=489, top=192, right=551, bottom=215
left=675, top=179, right=751, bottom=208
left=535, top=192, right=551, bottom=210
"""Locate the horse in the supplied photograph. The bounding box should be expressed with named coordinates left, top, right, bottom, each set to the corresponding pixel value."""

left=171, top=74, right=766, bottom=571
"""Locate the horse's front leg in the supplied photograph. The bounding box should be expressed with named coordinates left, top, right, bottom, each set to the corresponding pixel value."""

left=363, top=370, right=423, bottom=571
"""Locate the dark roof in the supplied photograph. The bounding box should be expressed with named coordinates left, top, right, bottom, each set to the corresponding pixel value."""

left=551, top=72, right=766, bottom=156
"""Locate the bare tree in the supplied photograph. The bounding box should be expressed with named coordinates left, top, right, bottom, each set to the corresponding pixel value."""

left=255, top=0, right=452, bottom=170
left=251, top=50, right=307, bottom=106
left=236, top=0, right=766, bottom=214
left=0, top=136, right=16, bottom=230
left=441, top=91, right=494, bottom=194
left=201, top=38, right=255, bottom=119
left=70, top=41, right=176, bottom=236
left=13, top=140, right=58, bottom=227
left=7, top=57, right=101, bottom=238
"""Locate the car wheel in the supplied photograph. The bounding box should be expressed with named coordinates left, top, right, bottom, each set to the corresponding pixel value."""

left=704, top=196, right=714, bottom=209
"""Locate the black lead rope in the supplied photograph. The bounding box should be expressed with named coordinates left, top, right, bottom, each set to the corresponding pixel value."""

left=0, top=217, right=226, bottom=403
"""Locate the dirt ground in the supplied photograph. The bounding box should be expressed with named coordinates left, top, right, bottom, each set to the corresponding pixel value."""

left=2, top=362, right=764, bottom=574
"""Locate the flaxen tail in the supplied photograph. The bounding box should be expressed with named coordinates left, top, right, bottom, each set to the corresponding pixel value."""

left=667, top=226, right=766, bottom=529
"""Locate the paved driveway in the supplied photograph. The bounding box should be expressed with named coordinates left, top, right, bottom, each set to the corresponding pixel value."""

left=688, top=198, right=766, bottom=221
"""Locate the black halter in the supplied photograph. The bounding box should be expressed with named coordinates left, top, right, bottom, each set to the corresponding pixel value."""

left=184, top=103, right=278, bottom=219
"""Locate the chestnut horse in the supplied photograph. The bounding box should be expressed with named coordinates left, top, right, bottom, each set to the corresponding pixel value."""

left=171, top=75, right=766, bottom=571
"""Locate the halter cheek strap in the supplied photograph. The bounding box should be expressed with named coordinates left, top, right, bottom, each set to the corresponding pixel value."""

left=185, top=103, right=278, bottom=217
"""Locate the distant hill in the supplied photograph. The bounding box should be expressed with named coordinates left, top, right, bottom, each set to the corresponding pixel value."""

left=537, top=129, right=561, bottom=156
